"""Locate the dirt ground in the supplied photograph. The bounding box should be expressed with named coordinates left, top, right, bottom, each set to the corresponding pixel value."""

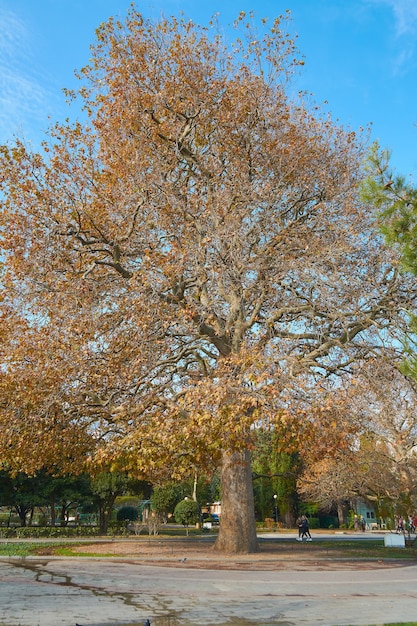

left=60, top=538, right=411, bottom=571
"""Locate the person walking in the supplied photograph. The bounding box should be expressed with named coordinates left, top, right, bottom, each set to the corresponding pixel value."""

left=296, top=516, right=305, bottom=541
left=300, top=515, right=312, bottom=541
left=396, top=515, right=405, bottom=534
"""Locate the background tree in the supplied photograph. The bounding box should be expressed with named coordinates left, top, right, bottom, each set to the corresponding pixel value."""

left=0, top=471, right=49, bottom=527
left=361, top=143, right=417, bottom=382
left=285, top=384, right=361, bottom=526
left=297, top=453, right=357, bottom=526
left=90, top=472, right=130, bottom=533
left=36, top=472, right=92, bottom=526
left=298, top=360, right=417, bottom=522
left=53, top=474, right=93, bottom=526
left=1, top=9, right=415, bottom=553
left=348, top=361, right=417, bottom=515
left=150, top=481, right=187, bottom=523
left=252, top=430, right=301, bottom=525
left=361, top=142, right=417, bottom=276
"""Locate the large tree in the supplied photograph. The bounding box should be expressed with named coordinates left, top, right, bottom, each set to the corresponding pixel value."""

left=0, top=9, right=414, bottom=552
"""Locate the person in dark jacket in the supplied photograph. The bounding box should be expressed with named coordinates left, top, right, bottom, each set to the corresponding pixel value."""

left=300, top=515, right=312, bottom=541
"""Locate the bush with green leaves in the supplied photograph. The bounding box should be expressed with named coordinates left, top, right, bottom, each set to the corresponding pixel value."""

left=107, top=521, right=132, bottom=536
left=174, top=499, right=200, bottom=536
left=116, top=506, right=139, bottom=521
left=15, top=526, right=100, bottom=538
left=0, top=528, right=17, bottom=538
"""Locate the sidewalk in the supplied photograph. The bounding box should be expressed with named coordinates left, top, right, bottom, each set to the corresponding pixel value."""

left=1, top=553, right=417, bottom=626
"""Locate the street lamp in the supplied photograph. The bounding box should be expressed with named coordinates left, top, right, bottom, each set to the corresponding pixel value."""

left=273, top=494, right=278, bottom=529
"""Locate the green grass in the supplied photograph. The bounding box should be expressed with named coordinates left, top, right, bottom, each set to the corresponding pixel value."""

left=0, top=537, right=416, bottom=561
left=296, top=539, right=417, bottom=560
left=0, top=542, right=62, bottom=557
left=0, top=541, right=105, bottom=557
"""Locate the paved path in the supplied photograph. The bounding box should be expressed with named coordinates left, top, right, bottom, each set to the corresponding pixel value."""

left=0, top=556, right=417, bottom=626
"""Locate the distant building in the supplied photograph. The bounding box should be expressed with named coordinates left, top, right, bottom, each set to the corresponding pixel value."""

left=352, top=498, right=379, bottom=529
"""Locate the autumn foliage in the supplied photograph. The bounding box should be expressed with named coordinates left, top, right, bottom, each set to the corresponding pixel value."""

left=0, top=9, right=414, bottom=552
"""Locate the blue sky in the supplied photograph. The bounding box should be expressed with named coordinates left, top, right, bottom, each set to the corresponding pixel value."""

left=1, top=0, right=416, bottom=177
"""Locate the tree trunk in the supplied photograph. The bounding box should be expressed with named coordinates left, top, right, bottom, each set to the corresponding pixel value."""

left=99, top=507, right=107, bottom=534
left=15, top=506, right=27, bottom=527
left=337, top=500, right=346, bottom=526
left=214, top=449, right=259, bottom=553
left=99, top=498, right=116, bottom=534
left=60, top=502, right=68, bottom=526
left=192, top=470, right=197, bottom=501
left=51, top=500, right=56, bottom=526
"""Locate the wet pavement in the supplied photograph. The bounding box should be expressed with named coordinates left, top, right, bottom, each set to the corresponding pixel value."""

left=1, top=555, right=417, bottom=626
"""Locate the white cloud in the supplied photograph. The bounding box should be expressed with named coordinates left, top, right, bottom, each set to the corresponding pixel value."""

left=0, top=8, right=59, bottom=143
left=380, top=0, right=417, bottom=36
left=366, top=0, right=417, bottom=74
left=366, top=0, right=417, bottom=36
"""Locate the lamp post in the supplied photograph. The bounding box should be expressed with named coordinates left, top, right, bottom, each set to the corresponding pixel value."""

left=273, top=494, right=278, bottom=529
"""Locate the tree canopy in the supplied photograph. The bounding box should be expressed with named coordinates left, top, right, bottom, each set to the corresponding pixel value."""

left=1, top=8, right=415, bottom=552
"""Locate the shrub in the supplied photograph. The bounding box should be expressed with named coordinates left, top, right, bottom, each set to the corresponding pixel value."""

left=307, top=517, right=320, bottom=529
left=107, top=521, right=131, bottom=536
left=0, top=528, right=17, bottom=538
left=174, top=499, right=200, bottom=536
left=15, top=526, right=100, bottom=538
left=116, top=506, right=139, bottom=522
